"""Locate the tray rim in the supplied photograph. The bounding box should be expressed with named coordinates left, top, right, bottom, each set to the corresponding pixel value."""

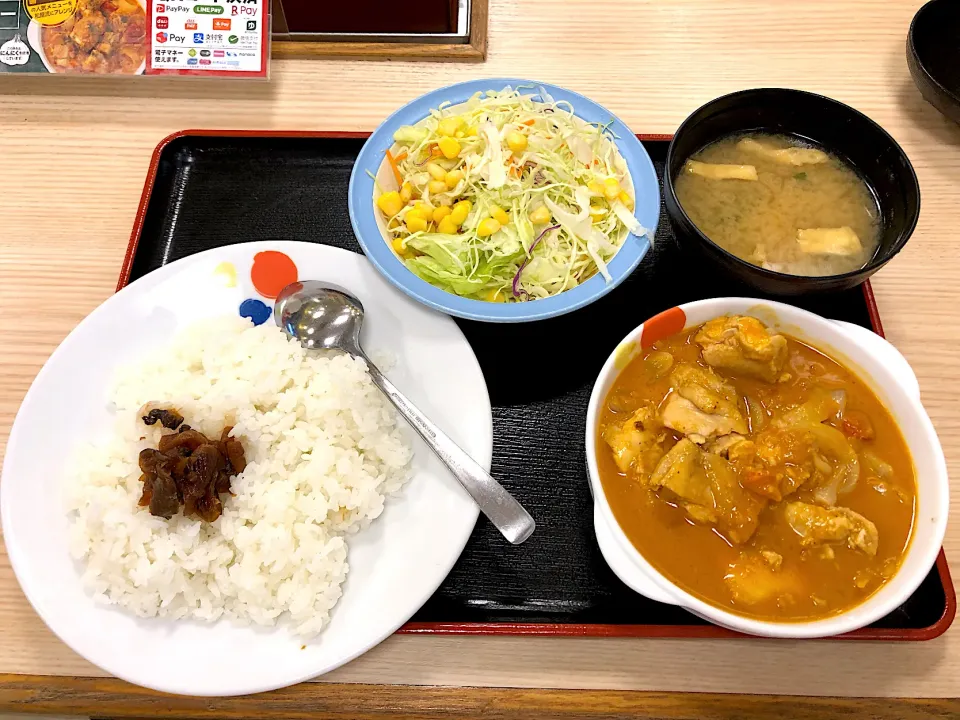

left=122, top=128, right=956, bottom=642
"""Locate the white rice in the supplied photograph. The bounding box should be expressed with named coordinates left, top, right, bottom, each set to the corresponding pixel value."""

left=65, top=316, right=413, bottom=637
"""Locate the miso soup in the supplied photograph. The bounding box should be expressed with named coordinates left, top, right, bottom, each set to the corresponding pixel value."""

left=674, top=133, right=881, bottom=277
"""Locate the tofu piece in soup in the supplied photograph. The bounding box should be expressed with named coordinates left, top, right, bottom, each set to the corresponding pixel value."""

left=796, top=227, right=863, bottom=256
left=737, top=137, right=828, bottom=166
left=684, top=160, right=758, bottom=181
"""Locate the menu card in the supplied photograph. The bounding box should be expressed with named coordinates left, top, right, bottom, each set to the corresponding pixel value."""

left=0, top=0, right=268, bottom=77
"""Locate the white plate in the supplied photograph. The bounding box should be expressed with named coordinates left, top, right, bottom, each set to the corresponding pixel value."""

left=0, top=242, right=489, bottom=696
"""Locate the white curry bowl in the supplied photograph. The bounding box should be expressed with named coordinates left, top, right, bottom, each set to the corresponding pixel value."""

left=585, top=297, right=949, bottom=638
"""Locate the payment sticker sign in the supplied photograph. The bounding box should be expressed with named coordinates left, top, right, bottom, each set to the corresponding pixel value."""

left=147, top=0, right=267, bottom=77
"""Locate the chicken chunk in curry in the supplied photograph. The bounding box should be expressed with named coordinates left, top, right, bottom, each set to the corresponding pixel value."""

left=597, top=314, right=915, bottom=621
left=660, top=364, right=749, bottom=442
left=724, top=550, right=803, bottom=607
left=695, top=315, right=789, bottom=382
left=785, top=502, right=879, bottom=556
left=601, top=402, right=666, bottom=476
left=649, top=438, right=766, bottom=544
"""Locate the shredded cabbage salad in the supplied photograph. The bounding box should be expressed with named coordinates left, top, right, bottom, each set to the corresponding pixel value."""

left=374, top=87, right=650, bottom=303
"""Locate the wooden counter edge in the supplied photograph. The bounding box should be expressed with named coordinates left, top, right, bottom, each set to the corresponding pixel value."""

left=1, top=675, right=959, bottom=719
left=271, top=0, right=488, bottom=62
left=271, top=40, right=483, bottom=61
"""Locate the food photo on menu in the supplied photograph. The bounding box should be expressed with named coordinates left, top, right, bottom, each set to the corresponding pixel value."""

left=0, top=0, right=959, bottom=715
left=0, top=0, right=267, bottom=75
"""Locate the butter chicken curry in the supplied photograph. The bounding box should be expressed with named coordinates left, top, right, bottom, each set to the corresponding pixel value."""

left=41, top=0, right=145, bottom=74
left=598, top=315, right=915, bottom=621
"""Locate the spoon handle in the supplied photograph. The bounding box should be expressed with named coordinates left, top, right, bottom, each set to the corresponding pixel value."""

left=362, top=356, right=536, bottom=545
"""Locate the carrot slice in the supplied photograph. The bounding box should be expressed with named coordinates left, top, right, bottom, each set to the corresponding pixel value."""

left=523, top=119, right=536, bottom=126
left=385, top=149, right=403, bottom=186
left=394, top=151, right=407, bottom=163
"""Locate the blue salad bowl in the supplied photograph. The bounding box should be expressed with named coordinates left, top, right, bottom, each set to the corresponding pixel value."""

left=347, top=78, right=660, bottom=323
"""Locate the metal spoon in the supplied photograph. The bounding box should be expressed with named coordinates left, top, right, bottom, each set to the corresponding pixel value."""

left=274, top=280, right=536, bottom=545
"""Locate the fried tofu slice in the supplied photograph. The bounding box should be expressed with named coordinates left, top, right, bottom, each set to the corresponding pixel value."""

left=737, top=137, right=828, bottom=166
left=796, top=227, right=862, bottom=256
left=684, top=160, right=758, bottom=181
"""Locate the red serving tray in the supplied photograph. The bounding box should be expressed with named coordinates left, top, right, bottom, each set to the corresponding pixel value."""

left=121, top=129, right=956, bottom=642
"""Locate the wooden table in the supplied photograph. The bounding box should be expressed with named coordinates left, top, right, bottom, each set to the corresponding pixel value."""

left=2, top=0, right=960, bottom=716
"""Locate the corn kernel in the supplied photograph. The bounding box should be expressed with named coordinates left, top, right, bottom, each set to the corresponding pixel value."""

left=438, top=136, right=461, bottom=159
left=405, top=216, right=428, bottom=234
left=437, top=216, right=458, bottom=234
left=432, top=206, right=452, bottom=223
left=428, top=180, right=448, bottom=195
left=603, top=177, right=621, bottom=200
left=455, top=130, right=464, bottom=138
left=589, top=204, right=607, bottom=223
left=376, top=191, right=403, bottom=217
left=450, top=200, right=472, bottom=226
left=414, top=201, right=433, bottom=215
left=444, top=170, right=464, bottom=189
left=465, top=125, right=478, bottom=137
left=438, top=116, right=464, bottom=137
left=485, top=288, right=505, bottom=302
left=477, top=218, right=501, bottom=237
left=406, top=207, right=425, bottom=222
left=426, top=162, right=446, bottom=181
left=399, top=182, right=414, bottom=203
left=490, top=205, right=510, bottom=226
left=391, top=237, right=408, bottom=255
left=506, top=131, right=528, bottom=154
left=617, top=189, right=634, bottom=210
left=587, top=181, right=604, bottom=197
left=529, top=206, right=551, bottom=224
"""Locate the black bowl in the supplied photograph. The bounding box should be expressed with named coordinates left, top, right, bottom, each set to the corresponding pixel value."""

left=908, top=0, right=960, bottom=124
left=662, top=88, right=921, bottom=296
